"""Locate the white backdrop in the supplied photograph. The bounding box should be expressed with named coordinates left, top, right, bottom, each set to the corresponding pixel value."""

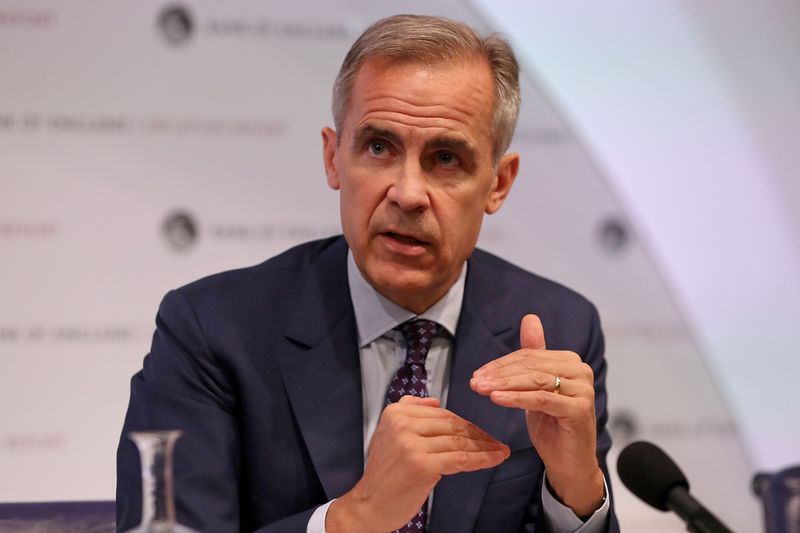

left=3, top=2, right=793, bottom=531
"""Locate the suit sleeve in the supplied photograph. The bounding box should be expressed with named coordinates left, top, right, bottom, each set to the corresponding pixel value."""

left=115, top=289, right=319, bottom=533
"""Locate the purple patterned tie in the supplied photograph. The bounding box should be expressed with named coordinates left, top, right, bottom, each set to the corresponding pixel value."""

left=385, top=319, right=441, bottom=533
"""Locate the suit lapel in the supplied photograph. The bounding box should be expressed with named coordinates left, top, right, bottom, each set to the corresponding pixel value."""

left=429, top=255, right=518, bottom=533
left=276, top=238, right=364, bottom=500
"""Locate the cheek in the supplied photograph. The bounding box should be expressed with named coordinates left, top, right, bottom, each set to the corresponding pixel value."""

left=437, top=195, right=485, bottom=246
left=340, top=176, right=387, bottom=231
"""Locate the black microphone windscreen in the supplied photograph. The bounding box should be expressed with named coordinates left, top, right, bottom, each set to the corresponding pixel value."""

left=617, top=440, right=689, bottom=511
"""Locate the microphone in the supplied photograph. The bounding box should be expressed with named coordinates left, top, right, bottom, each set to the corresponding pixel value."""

left=617, top=441, right=734, bottom=533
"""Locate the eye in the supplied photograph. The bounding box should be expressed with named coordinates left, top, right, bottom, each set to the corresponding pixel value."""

left=368, top=141, right=388, bottom=157
left=434, top=150, right=459, bottom=167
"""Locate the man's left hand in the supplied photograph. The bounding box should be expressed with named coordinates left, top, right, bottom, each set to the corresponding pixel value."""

left=469, top=314, right=605, bottom=518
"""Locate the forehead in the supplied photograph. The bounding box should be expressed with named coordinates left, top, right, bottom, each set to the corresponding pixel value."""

left=343, top=56, right=495, bottom=149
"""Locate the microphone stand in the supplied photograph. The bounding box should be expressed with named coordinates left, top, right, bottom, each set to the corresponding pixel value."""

left=666, top=486, right=734, bottom=533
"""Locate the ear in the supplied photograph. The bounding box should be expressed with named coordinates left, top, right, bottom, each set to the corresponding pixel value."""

left=321, top=126, right=340, bottom=190
left=485, top=152, right=519, bottom=214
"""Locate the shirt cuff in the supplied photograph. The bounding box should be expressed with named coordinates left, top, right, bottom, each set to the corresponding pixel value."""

left=541, top=472, right=610, bottom=533
left=306, top=499, right=335, bottom=533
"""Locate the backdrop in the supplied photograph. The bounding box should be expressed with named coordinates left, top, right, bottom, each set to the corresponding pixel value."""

left=4, top=2, right=798, bottom=531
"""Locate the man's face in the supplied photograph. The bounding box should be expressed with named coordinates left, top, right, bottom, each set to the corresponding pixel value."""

left=322, top=56, right=518, bottom=313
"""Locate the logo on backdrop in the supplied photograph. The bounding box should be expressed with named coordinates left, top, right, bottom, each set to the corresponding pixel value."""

left=609, top=409, right=737, bottom=443
left=206, top=18, right=350, bottom=41
left=597, top=216, right=630, bottom=255
left=609, top=410, right=640, bottom=442
left=1, top=432, right=65, bottom=452
left=162, top=210, right=198, bottom=251
left=157, top=4, right=193, bottom=45
left=0, top=220, right=57, bottom=238
left=160, top=209, right=342, bottom=251
left=0, top=325, right=143, bottom=344
left=0, top=9, right=56, bottom=29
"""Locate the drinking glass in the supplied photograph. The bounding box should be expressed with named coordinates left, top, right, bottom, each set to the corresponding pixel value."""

left=123, top=430, right=199, bottom=533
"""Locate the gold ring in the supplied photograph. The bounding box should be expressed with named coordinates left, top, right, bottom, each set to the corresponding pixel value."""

left=554, top=376, right=561, bottom=395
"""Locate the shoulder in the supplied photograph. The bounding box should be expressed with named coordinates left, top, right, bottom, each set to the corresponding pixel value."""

left=161, top=236, right=347, bottom=318
left=179, top=236, right=344, bottom=294
left=468, top=247, right=595, bottom=312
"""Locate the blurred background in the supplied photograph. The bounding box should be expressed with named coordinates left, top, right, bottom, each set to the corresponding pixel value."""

left=1, top=1, right=798, bottom=531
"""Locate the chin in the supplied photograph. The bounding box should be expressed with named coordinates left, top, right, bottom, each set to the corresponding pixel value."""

left=372, top=266, right=431, bottom=290
left=367, top=263, right=437, bottom=299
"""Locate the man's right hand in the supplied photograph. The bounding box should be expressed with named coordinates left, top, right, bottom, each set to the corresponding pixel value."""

left=325, top=395, right=510, bottom=533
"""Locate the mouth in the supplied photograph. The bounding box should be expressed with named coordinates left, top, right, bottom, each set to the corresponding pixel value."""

left=382, top=231, right=429, bottom=246
left=378, top=231, right=431, bottom=256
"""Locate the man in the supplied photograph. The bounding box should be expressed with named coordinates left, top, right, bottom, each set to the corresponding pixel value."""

left=117, top=14, right=619, bottom=533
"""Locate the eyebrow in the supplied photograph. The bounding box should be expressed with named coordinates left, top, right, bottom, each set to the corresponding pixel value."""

left=352, top=125, right=402, bottom=148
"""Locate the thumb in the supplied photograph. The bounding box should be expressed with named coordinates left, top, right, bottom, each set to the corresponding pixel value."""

left=520, top=314, right=546, bottom=350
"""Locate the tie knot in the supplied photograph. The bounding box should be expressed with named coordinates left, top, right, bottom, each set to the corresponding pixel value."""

left=395, top=319, right=441, bottom=363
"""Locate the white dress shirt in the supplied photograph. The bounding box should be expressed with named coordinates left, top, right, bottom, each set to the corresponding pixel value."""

left=307, top=252, right=609, bottom=532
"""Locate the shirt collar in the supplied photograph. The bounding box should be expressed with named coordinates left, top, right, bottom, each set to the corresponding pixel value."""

left=347, top=250, right=465, bottom=347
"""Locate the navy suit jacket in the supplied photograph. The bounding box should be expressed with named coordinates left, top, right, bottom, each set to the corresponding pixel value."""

left=117, top=236, right=619, bottom=532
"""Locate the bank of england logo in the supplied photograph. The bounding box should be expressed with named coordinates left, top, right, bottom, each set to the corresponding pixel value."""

left=597, top=216, right=630, bottom=255
left=157, top=5, right=193, bottom=45
left=609, top=410, right=639, bottom=441
left=162, top=211, right=198, bottom=251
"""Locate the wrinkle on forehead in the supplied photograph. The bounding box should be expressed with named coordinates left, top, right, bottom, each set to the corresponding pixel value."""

left=355, top=111, right=478, bottom=138
left=360, top=99, right=487, bottom=129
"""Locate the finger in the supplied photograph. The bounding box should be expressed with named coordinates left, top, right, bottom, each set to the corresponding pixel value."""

left=472, top=362, right=591, bottom=399
left=476, top=356, right=592, bottom=382
left=421, top=434, right=510, bottom=454
left=489, top=389, right=593, bottom=417
left=398, top=395, right=440, bottom=408
left=385, top=401, right=465, bottom=421
left=472, top=372, right=584, bottom=397
left=380, top=399, right=448, bottom=421
left=432, top=447, right=510, bottom=475
left=417, top=417, right=506, bottom=443
left=384, top=408, right=505, bottom=444
left=473, top=348, right=580, bottom=380
left=520, top=314, right=546, bottom=350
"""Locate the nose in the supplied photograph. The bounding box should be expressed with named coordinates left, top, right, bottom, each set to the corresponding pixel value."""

left=386, top=160, right=430, bottom=212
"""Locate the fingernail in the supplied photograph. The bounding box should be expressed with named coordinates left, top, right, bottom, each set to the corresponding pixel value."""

left=492, top=391, right=509, bottom=400
left=474, top=376, right=493, bottom=390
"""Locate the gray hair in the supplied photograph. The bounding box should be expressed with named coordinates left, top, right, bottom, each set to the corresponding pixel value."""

left=332, top=14, right=521, bottom=161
